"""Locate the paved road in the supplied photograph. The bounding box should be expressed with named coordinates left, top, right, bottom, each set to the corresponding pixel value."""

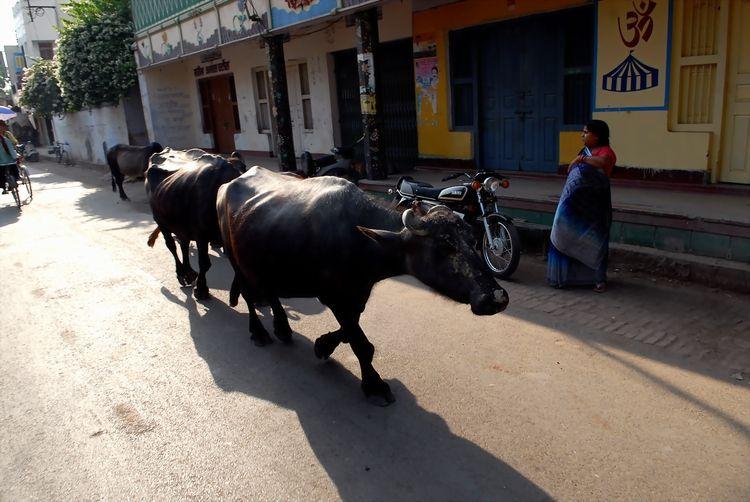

left=1, top=161, right=749, bottom=500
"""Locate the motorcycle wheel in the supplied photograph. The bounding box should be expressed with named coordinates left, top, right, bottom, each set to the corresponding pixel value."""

left=481, top=214, right=521, bottom=279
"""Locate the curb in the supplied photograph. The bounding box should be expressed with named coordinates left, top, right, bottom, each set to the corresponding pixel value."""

left=514, top=223, right=750, bottom=295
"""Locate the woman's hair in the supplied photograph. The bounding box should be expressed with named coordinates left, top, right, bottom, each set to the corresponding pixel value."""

left=586, top=119, right=610, bottom=146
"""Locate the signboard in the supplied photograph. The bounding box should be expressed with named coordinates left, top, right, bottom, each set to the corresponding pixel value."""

left=594, top=0, right=672, bottom=111
left=270, top=0, right=336, bottom=29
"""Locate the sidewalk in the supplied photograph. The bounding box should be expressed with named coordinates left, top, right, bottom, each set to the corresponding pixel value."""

left=42, top=153, right=750, bottom=292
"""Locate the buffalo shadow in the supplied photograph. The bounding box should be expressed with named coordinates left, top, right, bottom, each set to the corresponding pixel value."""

left=161, top=287, right=551, bottom=501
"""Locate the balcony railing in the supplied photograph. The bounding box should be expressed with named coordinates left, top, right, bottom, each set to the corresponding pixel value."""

left=131, top=0, right=208, bottom=32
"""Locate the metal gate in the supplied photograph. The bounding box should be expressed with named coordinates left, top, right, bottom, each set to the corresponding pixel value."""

left=333, top=38, right=418, bottom=173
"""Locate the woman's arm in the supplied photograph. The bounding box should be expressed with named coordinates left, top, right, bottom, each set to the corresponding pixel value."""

left=581, top=152, right=615, bottom=172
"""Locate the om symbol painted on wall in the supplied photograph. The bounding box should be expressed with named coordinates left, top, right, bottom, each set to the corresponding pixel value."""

left=617, top=0, right=657, bottom=48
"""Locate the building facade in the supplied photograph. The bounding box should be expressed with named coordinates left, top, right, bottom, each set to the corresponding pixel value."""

left=133, top=0, right=750, bottom=185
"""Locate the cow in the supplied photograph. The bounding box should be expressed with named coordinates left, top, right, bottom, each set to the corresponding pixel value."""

left=145, top=148, right=246, bottom=299
left=106, top=142, right=163, bottom=200
left=217, top=166, right=509, bottom=405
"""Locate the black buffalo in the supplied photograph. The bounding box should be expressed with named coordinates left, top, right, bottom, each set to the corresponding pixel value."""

left=146, top=148, right=246, bottom=299
left=217, top=167, right=509, bottom=405
left=107, top=142, right=163, bottom=200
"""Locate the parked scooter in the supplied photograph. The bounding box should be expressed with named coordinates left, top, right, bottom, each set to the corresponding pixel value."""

left=392, top=170, right=521, bottom=279
left=301, top=136, right=363, bottom=181
left=17, top=141, right=39, bottom=162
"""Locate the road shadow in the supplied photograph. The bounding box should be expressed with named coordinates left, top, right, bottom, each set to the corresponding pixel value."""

left=0, top=204, right=20, bottom=227
left=161, top=287, right=551, bottom=501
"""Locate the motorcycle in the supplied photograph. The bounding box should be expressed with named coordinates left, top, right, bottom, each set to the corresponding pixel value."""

left=17, top=141, right=39, bottom=162
left=392, top=170, right=521, bottom=279
left=301, top=136, right=363, bottom=181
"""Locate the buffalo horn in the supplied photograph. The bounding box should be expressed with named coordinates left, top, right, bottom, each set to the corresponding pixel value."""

left=402, top=209, right=429, bottom=236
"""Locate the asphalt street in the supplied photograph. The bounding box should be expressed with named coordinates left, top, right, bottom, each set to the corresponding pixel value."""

left=1, top=161, right=748, bottom=500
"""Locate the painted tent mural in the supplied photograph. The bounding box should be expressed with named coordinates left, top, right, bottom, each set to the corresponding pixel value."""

left=219, top=0, right=268, bottom=44
left=181, top=10, right=220, bottom=55
left=595, top=0, right=671, bottom=110
left=270, top=0, right=336, bottom=29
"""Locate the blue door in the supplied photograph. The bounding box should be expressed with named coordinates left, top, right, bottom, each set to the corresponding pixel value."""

left=478, top=16, right=562, bottom=172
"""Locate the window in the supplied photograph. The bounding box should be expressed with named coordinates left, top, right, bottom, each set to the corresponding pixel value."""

left=254, top=69, right=272, bottom=133
left=562, top=9, right=593, bottom=126
left=38, top=41, right=54, bottom=61
left=198, top=79, right=213, bottom=133
left=228, top=75, right=241, bottom=132
left=299, top=63, right=313, bottom=130
left=449, top=30, right=474, bottom=129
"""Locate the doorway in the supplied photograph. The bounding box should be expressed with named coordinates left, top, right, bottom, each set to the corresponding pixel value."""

left=333, top=38, right=418, bottom=173
left=456, top=7, right=592, bottom=172
left=198, top=74, right=240, bottom=153
left=719, top=0, right=750, bottom=184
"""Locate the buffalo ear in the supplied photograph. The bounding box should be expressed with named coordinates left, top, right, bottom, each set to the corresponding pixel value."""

left=357, top=226, right=402, bottom=250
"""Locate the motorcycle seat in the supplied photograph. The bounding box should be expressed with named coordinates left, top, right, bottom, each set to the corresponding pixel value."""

left=396, top=177, right=443, bottom=200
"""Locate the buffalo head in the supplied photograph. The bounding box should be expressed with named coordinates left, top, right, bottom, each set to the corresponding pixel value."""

left=227, top=151, right=247, bottom=173
left=360, top=204, right=509, bottom=315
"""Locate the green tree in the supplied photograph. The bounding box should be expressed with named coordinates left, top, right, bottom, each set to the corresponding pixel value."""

left=56, top=0, right=136, bottom=111
left=18, top=59, right=65, bottom=118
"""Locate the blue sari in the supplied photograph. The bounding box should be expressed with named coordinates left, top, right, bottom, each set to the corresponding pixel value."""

left=547, top=162, right=612, bottom=288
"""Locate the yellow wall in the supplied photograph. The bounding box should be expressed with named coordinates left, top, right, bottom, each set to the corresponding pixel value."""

left=596, top=111, right=709, bottom=171
left=413, top=0, right=588, bottom=161
left=414, top=0, right=714, bottom=173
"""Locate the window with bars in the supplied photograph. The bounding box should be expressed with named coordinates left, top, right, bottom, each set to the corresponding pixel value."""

left=299, top=63, right=313, bottom=130
left=562, top=9, right=593, bottom=126
left=449, top=30, right=475, bottom=129
left=38, top=41, right=54, bottom=61
left=672, top=0, right=724, bottom=128
left=254, top=69, right=272, bottom=134
left=228, top=75, right=241, bottom=132
left=198, top=78, right=213, bottom=133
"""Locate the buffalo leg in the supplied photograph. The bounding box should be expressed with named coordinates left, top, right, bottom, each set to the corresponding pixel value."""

left=239, top=288, right=273, bottom=347
left=331, top=307, right=394, bottom=405
left=268, top=297, right=292, bottom=343
left=314, top=329, right=346, bottom=360
left=229, top=273, right=242, bottom=307
left=194, top=239, right=211, bottom=300
left=161, top=230, right=190, bottom=287
left=110, top=167, right=128, bottom=200
left=179, top=239, right=198, bottom=285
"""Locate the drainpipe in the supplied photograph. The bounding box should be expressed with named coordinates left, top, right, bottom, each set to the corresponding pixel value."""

left=266, top=34, right=296, bottom=172
left=355, top=8, right=385, bottom=180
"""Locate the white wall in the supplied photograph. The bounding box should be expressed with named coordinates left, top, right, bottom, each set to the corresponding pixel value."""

left=12, top=0, right=63, bottom=60
left=52, top=105, right=129, bottom=164
left=138, top=0, right=412, bottom=156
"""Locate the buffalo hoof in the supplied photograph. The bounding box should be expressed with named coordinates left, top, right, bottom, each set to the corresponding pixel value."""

left=314, top=334, right=338, bottom=360
left=274, top=322, right=293, bottom=344
left=194, top=286, right=209, bottom=301
left=184, top=269, right=199, bottom=285
left=362, top=380, right=395, bottom=407
left=229, top=295, right=239, bottom=308
left=119, top=195, right=129, bottom=201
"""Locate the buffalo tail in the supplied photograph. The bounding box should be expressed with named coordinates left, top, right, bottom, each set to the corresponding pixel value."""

left=147, top=227, right=161, bottom=247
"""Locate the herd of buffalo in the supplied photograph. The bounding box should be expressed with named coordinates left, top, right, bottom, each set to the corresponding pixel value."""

left=106, top=143, right=510, bottom=405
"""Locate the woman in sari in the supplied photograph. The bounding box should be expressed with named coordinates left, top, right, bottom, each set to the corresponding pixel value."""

left=548, top=119, right=616, bottom=293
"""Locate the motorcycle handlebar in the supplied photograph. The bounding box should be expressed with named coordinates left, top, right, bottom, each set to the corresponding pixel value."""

left=441, top=172, right=466, bottom=182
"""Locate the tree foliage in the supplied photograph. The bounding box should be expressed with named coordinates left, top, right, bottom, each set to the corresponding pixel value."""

left=56, top=0, right=135, bottom=111
left=18, top=59, right=65, bottom=118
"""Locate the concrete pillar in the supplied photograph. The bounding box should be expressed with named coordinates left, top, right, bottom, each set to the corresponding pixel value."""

left=266, top=34, right=296, bottom=172
left=355, top=9, right=385, bottom=180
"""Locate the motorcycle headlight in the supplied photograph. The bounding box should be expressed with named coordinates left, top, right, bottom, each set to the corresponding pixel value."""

left=483, top=177, right=501, bottom=195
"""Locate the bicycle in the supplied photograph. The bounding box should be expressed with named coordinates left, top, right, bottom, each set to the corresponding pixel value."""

left=50, top=141, right=74, bottom=166
left=3, top=161, right=32, bottom=209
